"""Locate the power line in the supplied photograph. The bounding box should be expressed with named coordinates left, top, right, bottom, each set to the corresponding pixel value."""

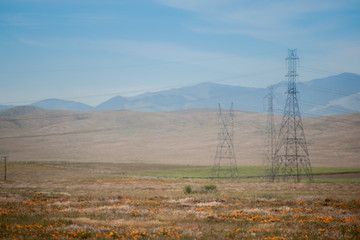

left=300, top=113, right=359, bottom=126
left=302, top=85, right=357, bottom=97
left=0, top=127, right=119, bottom=140
left=298, top=66, right=360, bottom=81
left=274, top=108, right=359, bottom=126
left=299, top=100, right=356, bottom=115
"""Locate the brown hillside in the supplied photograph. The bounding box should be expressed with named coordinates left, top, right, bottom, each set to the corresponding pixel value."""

left=0, top=109, right=359, bottom=167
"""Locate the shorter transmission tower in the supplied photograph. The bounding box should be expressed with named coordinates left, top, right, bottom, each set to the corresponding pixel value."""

left=212, top=103, right=238, bottom=179
left=263, top=86, right=276, bottom=181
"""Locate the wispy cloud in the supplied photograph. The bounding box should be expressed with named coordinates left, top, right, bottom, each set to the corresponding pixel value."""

left=155, top=0, right=352, bottom=42
left=156, top=0, right=345, bottom=24
left=18, top=38, right=46, bottom=47
left=23, top=37, right=282, bottom=87
left=59, top=12, right=123, bottom=24
left=88, top=39, right=282, bottom=84
left=0, top=13, right=38, bottom=26
left=154, top=0, right=228, bottom=12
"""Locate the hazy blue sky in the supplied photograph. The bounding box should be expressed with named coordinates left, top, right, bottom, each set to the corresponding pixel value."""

left=1, top=0, right=359, bottom=106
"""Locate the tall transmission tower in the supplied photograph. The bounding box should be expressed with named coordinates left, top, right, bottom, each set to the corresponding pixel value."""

left=212, top=103, right=238, bottom=179
left=271, top=49, right=313, bottom=182
left=263, top=86, right=276, bottom=181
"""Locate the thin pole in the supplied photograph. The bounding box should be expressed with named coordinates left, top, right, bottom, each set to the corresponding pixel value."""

left=4, top=156, right=7, bottom=181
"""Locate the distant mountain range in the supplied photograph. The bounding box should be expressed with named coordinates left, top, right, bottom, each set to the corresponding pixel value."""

left=1, top=72, right=359, bottom=116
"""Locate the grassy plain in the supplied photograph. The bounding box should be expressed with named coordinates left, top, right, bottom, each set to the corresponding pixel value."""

left=0, top=109, right=359, bottom=238
left=0, top=162, right=359, bottom=239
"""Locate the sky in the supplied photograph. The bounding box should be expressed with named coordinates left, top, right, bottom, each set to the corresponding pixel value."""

left=0, top=0, right=359, bottom=106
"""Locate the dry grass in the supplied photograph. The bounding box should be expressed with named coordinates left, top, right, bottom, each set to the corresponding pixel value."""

left=0, top=110, right=359, bottom=167
left=0, top=164, right=359, bottom=239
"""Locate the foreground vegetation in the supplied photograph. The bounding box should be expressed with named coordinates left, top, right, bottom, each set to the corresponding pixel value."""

left=0, top=162, right=359, bottom=239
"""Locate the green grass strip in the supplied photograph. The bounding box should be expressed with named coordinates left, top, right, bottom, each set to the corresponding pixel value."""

left=129, top=166, right=360, bottom=179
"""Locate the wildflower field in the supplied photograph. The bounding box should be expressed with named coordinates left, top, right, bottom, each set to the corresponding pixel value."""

left=0, top=162, right=359, bottom=239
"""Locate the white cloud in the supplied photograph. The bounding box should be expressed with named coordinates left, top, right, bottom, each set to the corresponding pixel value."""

left=156, top=0, right=349, bottom=41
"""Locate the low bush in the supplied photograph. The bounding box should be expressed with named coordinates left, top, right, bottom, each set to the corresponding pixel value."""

left=202, top=184, right=217, bottom=191
left=184, top=185, right=192, bottom=194
left=184, top=184, right=217, bottom=194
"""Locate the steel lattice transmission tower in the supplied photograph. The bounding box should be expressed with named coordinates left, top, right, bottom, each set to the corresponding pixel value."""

left=263, top=86, right=276, bottom=181
left=271, top=49, right=313, bottom=182
left=212, top=103, right=238, bottom=179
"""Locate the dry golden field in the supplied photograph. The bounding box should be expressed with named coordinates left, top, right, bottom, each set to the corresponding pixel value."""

left=0, top=162, right=359, bottom=239
left=0, top=108, right=359, bottom=167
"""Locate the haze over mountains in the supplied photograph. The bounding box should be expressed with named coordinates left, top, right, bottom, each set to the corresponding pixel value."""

left=1, top=73, right=359, bottom=116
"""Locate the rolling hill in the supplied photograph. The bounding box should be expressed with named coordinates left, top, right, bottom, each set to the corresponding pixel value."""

left=1, top=73, right=359, bottom=116
left=94, top=72, right=360, bottom=115
left=31, top=98, right=94, bottom=111
left=0, top=107, right=359, bottom=167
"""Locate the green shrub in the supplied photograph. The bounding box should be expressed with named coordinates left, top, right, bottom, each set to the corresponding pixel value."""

left=199, top=184, right=217, bottom=193
left=184, top=184, right=218, bottom=194
left=202, top=184, right=217, bottom=191
left=184, top=185, right=192, bottom=194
